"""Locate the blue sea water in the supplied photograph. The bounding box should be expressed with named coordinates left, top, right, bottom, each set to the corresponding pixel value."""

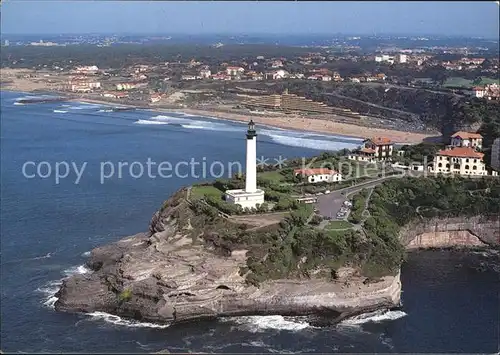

left=1, top=90, right=498, bottom=353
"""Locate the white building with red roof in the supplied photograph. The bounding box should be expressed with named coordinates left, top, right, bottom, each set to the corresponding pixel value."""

left=348, top=137, right=394, bottom=162
left=430, top=146, right=487, bottom=176
left=450, top=131, right=483, bottom=150
left=226, top=66, right=245, bottom=76
left=294, top=168, right=342, bottom=184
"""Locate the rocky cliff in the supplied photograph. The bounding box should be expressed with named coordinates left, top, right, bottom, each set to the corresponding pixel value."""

left=400, top=216, right=500, bottom=249
left=54, top=189, right=401, bottom=324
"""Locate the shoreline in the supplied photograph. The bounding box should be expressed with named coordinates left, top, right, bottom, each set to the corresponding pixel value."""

left=2, top=87, right=438, bottom=144
left=71, top=97, right=437, bottom=144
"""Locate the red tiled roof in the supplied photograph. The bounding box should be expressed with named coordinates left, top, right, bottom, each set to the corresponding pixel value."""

left=294, top=168, right=338, bottom=176
left=359, top=147, right=376, bottom=154
left=365, top=137, right=393, bottom=145
left=451, top=131, right=483, bottom=139
left=436, top=147, right=484, bottom=159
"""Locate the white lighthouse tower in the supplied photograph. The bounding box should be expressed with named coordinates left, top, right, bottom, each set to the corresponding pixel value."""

left=225, top=120, right=265, bottom=209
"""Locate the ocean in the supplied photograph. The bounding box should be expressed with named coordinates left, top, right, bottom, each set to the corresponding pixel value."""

left=1, top=90, right=498, bottom=353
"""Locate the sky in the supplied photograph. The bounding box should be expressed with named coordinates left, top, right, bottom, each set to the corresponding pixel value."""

left=1, top=1, right=499, bottom=38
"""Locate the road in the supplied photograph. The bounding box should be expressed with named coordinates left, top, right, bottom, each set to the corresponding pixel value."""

left=315, top=173, right=406, bottom=219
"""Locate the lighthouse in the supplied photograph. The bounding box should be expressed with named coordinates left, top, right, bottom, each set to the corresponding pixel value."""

left=225, top=120, right=265, bottom=209
left=245, top=120, right=257, bottom=193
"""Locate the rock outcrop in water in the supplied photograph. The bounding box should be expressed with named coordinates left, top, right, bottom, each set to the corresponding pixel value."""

left=54, top=188, right=402, bottom=324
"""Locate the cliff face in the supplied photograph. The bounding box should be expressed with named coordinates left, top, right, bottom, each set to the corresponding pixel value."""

left=400, top=216, right=500, bottom=249
left=54, top=189, right=401, bottom=324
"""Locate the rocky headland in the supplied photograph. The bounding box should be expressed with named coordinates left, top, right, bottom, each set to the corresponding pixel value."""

left=54, top=178, right=499, bottom=325
left=54, top=188, right=402, bottom=324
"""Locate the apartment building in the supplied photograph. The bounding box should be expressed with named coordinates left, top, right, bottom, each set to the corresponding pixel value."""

left=240, top=90, right=334, bottom=114
left=348, top=137, right=394, bottom=162
left=430, top=146, right=487, bottom=176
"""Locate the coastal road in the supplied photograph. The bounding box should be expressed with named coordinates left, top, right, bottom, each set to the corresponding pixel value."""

left=315, top=173, right=406, bottom=219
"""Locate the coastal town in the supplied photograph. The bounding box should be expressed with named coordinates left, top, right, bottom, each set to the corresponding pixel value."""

left=2, top=35, right=500, bottom=144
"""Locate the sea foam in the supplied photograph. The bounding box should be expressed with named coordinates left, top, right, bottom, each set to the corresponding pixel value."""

left=340, top=309, right=407, bottom=326
left=222, top=315, right=311, bottom=332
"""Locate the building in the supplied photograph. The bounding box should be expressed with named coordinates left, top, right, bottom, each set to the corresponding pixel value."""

left=491, top=138, right=500, bottom=171
left=225, top=120, right=265, bottom=209
left=472, top=86, right=487, bottom=98
left=66, top=79, right=101, bottom=92
left=294, top=168, right=342, bottom=184
left=396, top=54, right=407, bottom=64
left=75, top=65, right=99, bottom=74
left=375, top=54, right=395, bottom=64
left=116, top=82, right=136, bottom=90
left=430, top=146, right=487, bottom=176
left=150, top=94, right=162, bottom=103
left=240, top=90, right=334, bottom=114
left=473, top=83, right=500, bottom=100
left=101, top=91, right=128, bottom=99
left=226, top=66, right=245, bottom=76
left=266, top=69, right=289, bottom=80
left=199, top=69, right=212, bottom=79
left=450, top=131, right=483, bottom=150
left=271, top=60, right=284, bottom=68
left=349, top=137, right=394, bottom=162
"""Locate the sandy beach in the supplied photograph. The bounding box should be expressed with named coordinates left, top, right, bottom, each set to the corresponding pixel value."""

left=1, top=70, right=437, bottom=144
left=75, top=97, right=436, bottom=144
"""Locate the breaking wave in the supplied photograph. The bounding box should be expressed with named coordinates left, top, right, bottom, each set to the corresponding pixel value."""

left=67, top=103, right=103, bottom=110
left=135, top=119, right=168, bottom=125
left=264, top=132, right=360, bottom=151
left=53, top=110, right=68, bottom=113
left=147, top=114, right=240, bottom=132
left=340, top=309, right=407, bottom=326
left=81, top=251, right=91, bottom=257
left=221, top=315, right=311, bottom=332
left=86, top=311, right=170, bottom=329
left=37, top=264, right=91, bottom=309
left=37, top=264, right=169, bottom=329
left=33, top=252, right=53, bottom=260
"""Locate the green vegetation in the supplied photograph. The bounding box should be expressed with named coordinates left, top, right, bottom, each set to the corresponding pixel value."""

left=443, top=77, right=473, bottom=88
left=396, top=142, right=444, bottom=165
left=191, top=185, right=224, bottom=200
left=181, top=173, right=500, bottom=286
left=258, top=170, right=288, bottom=184
left=347, top=189, right=370, bottom=224
left=118, top=289, right=132, bottom=303
left=325, top=220, right=353, bottom=230
left=360, top=176, right=500, bottom=276
left=175, top=147, right=500, bottom=286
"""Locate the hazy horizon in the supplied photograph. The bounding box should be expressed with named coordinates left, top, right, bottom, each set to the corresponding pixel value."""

left=2, top=1, right=499, bottom=38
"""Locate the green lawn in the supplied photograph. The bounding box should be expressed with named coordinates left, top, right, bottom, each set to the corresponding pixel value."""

left=443, top=77, right=499, bottom=89
left=258, top=170, right=286, bottom=183
left=477, top=77, right=499, bottom=86
left=325, top=220, right=353, bottom=230
left=191, top=185, right=223, bottom=199
left=443, top=77, right=473, bottom=88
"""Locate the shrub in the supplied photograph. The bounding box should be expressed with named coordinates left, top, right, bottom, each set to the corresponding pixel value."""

left=118, top=289, right=132, bottom=302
